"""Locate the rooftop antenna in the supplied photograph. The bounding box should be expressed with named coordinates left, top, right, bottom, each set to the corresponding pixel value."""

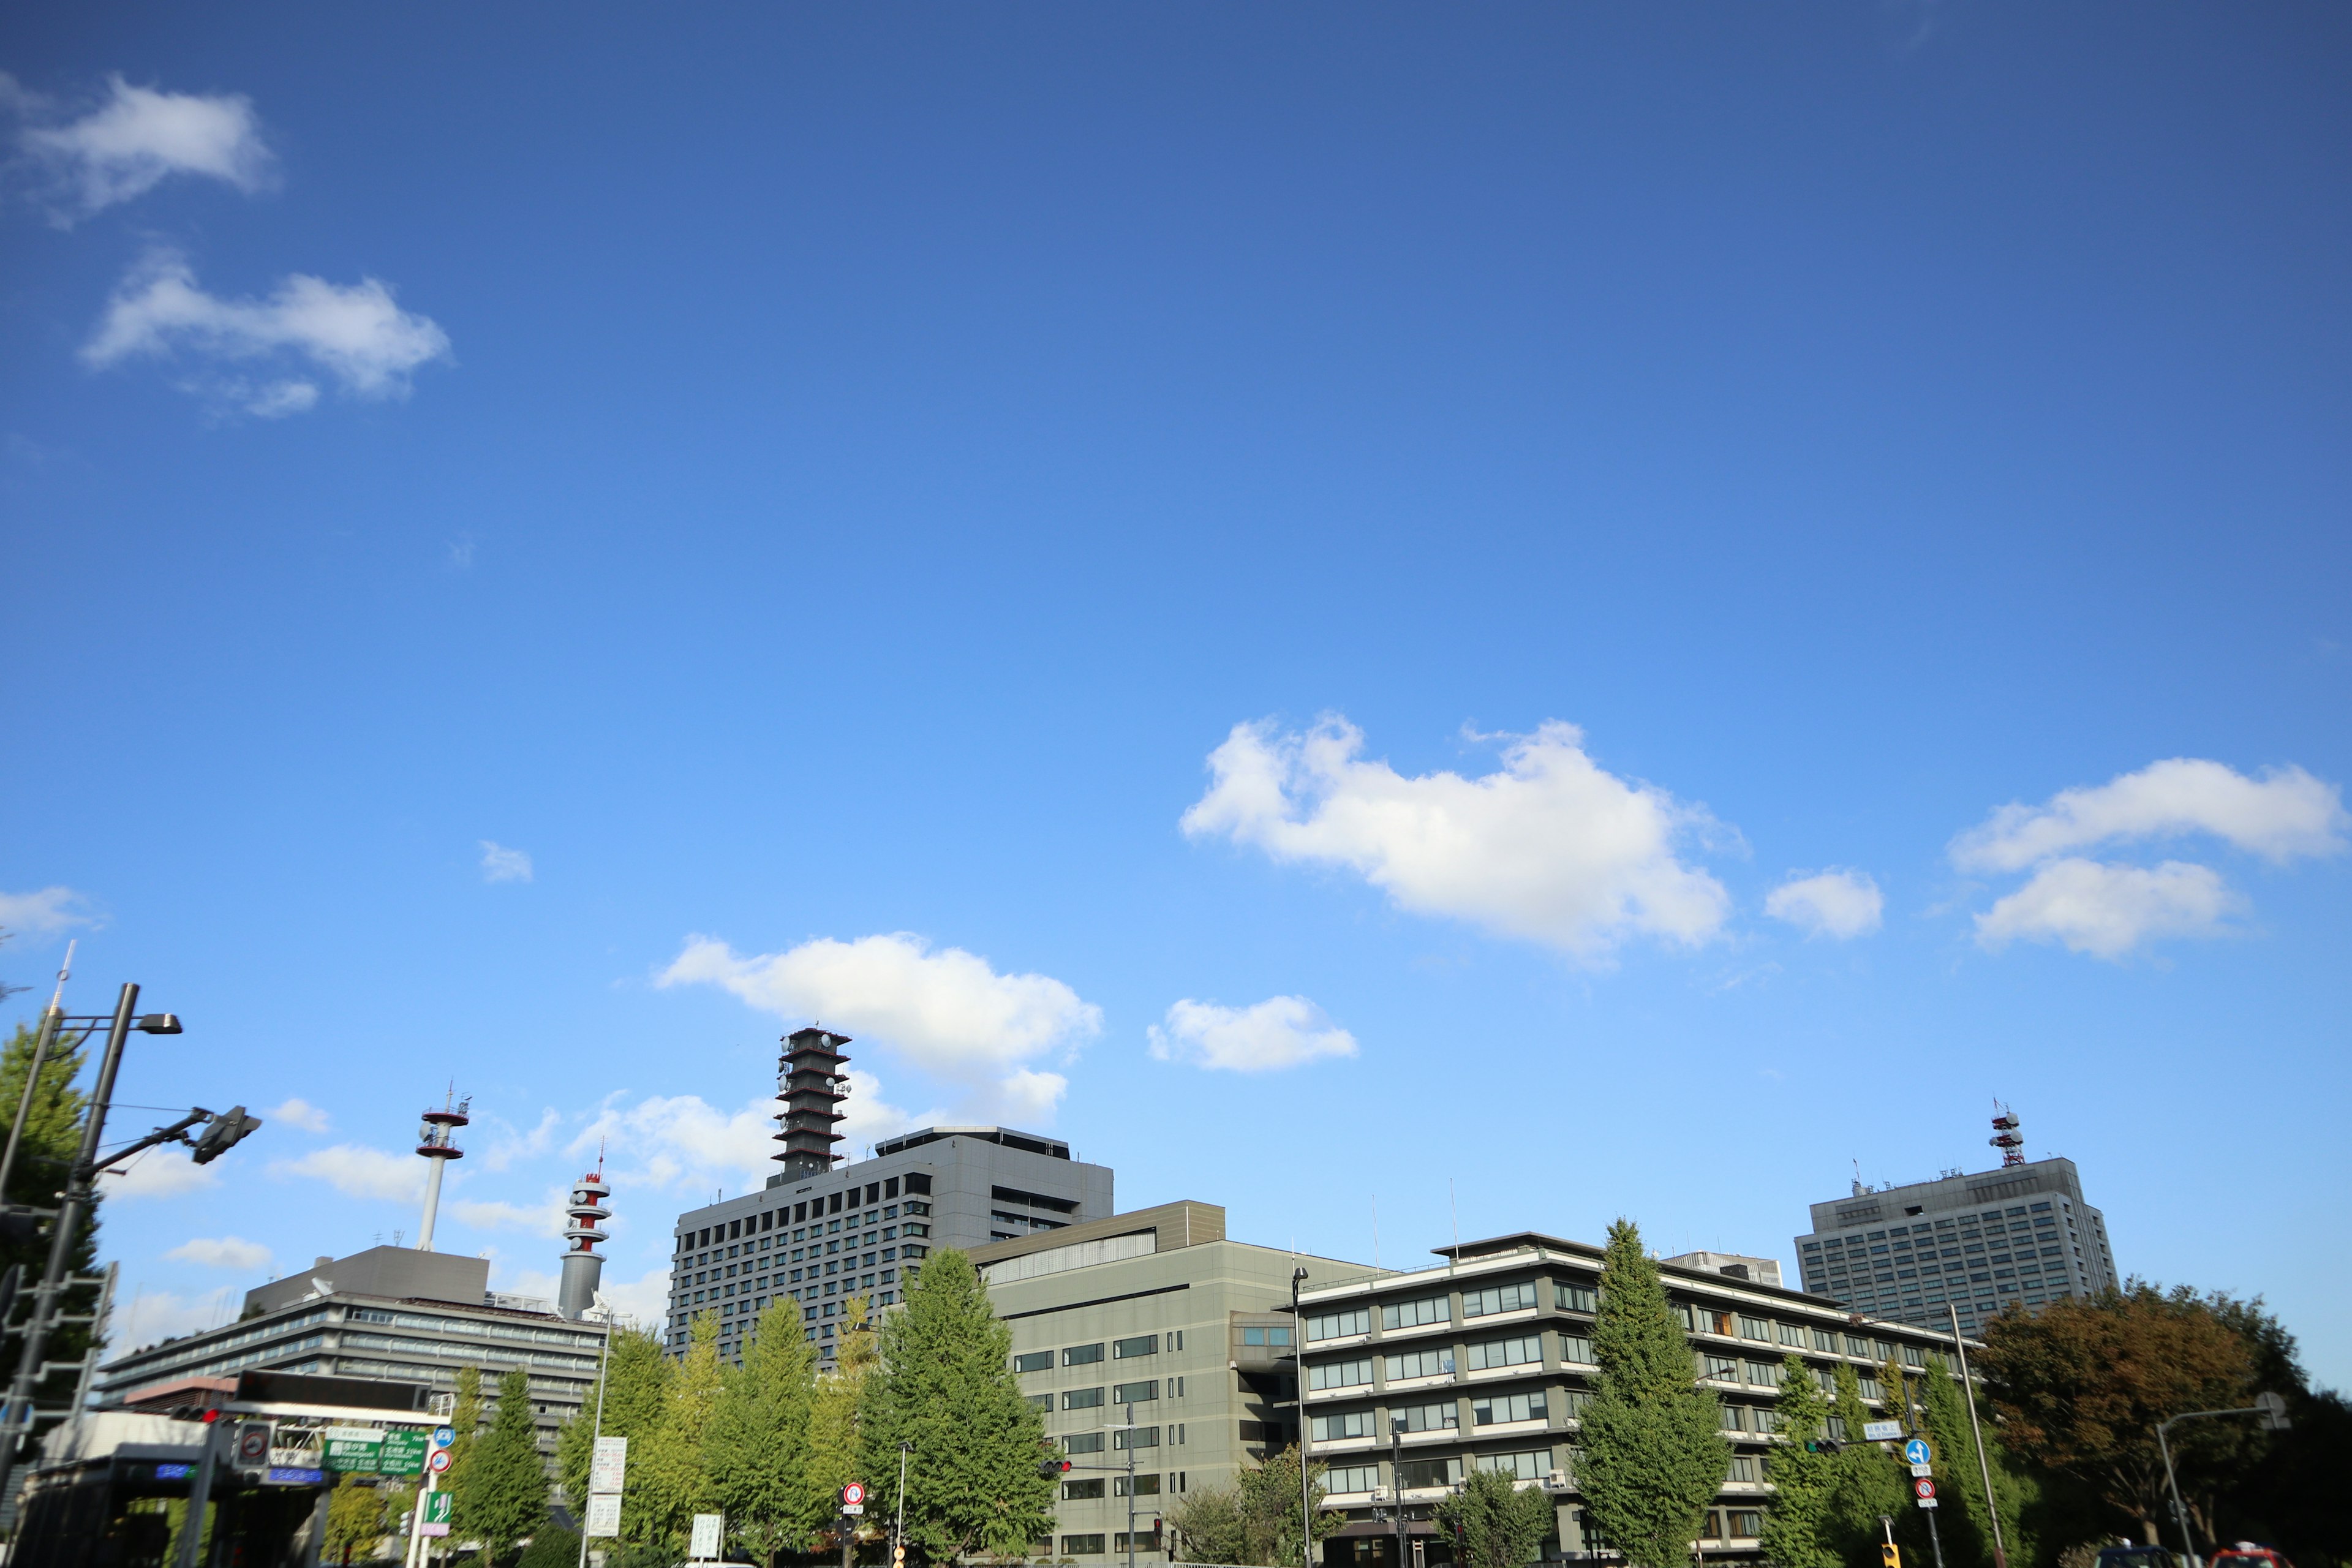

left=414, top=1088, right=470, bottom=1251
left=1990, top=1101, right=2025, bottom=1167
left=1851, top=1158, right=1865, bottom=1197
left=1371, top=1194, right=1380, bottom=1272
left=1447, top=1178, right=1460, bottom=1276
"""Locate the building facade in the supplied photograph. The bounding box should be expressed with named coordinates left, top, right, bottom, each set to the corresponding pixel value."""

left=666, top=1125, right=1115, bottom=1361
left=967, top=1202, right=1376, bottom=1562
left=1294, top=1232, right=1966, bottom=1566
left=92, top=1246, right=605, bottom=1461
left=1793, top=1156, right=2118, bottom=1335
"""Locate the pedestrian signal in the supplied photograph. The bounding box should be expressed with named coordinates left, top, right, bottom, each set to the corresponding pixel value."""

left=894, top=1547, right=907, bottom=1566
left=1882, top=1547, right=1901, bottom=1568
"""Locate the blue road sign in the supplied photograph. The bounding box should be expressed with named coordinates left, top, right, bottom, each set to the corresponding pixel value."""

left=433, top=1425, right=456, bottom=1448
left=1904, top=1438, right=1932, bottom=1468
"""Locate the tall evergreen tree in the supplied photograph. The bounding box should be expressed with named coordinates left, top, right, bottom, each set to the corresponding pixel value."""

left=0, top=1023, right=101, bottom=1395
left=455, top=1366, right=551, bottom=1562
left=556, top=1323, right=674, bottom=1548
left=711, top=1301, right=824, bottom=1561
left=1759, top=1354, right=1837, bottom=1568
left=1825, top=1363, right=1906, bottom=1567
left=445, top=1365, right=487, bottom=1498
left=1576, top=1219, right=1730, bottom=1568
left=861, top=1253, right=1056, bottom=1561
left=639, top=1313, right=726, bottom=1553
left=1436, top=1464, right=1556, bottom=1568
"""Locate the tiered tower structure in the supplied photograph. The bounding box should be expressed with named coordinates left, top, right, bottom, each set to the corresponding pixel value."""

left=773, top=1028, right=851, bottom=1176
left=414, top=1091, right=469, bottom=1252
left=1989, top=1102, right=2025, bottom=1166
left=558, top=1165, right=612, bottom=1319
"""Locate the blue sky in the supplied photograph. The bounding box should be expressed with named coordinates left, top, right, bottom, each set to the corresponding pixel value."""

left=4, top=6, right=2349, bottom=1384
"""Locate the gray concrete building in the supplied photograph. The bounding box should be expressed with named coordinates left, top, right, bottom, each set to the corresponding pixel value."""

left=91, top=1246, right=605, bottom=1462
left=1793, top=1156, right=2118, bottom=1336
left=665, top=1125, right=1114, bottom=1362
left=1294, top=1231, right=1967, bottom=1566
left=967, top=1201, right=1376, bottom=1562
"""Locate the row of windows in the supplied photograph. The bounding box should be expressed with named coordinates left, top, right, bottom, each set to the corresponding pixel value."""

left=1060, top=1473, right=1169, bottom=1500
left=1059, top=1424, right=1175, bottom=1452
left=1014, top=1331, right=1183, bottom=1374
left=1311, top=1281, right=1600, bottom=1343
left=676, top=1210, right=931, bottom=1278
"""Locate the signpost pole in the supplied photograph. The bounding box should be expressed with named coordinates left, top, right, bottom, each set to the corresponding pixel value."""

left=1944, top=1307, right=2008, bottom=1568
left=579, top=1306, right=614, bottom=1568
left=172, top=1419, right=225, bottom=1568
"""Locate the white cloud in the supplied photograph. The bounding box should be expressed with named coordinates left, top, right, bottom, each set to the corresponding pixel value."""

left=572, top=1093, right=788, bottom=1194
left=479, top=1108, right=561, bottom=1171
left=450, top=1197, right=566, bottom=1237
left=480, top=842, right=533, bottom=884
left=595, top=1265, right=675, bottom=1335
left=1148, top=996, right=1359, bottom=1073
left=660, top=932, right=1100, bottom=1118
left=0, top=886, right=96, bottom=934
left=270, top=1144, right=423, bottom=1202
left=1181, top=717, right=1732, bottom=960
left=1973, top=859, right=2242, bottom=959
left=262, top=1097, right=330, bottom=1134
left=17, top=73, right=273, bottom=221
left=1951, top=759, right=2346, bottom=874
left=100, top=1153, right=218, bottom=1199
left=1764, top=869, right=1884, bottom=939
left=167, top=1235, right=270, bottom=1270
left=108, top=1286, right=238, bottom=1360
left=83, top=251, right=452, bottom=412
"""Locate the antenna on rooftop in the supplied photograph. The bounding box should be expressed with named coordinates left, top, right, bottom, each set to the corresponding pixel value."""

left=1990, top=1101, right=2024, bottom=1167
left=1852, top=1158, right=1865, bottom=1197
left=414, top=1087, right=470, bottom=1251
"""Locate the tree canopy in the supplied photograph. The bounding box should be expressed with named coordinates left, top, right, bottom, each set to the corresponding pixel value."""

left=1436, top=1464, right=1556, bottom=1568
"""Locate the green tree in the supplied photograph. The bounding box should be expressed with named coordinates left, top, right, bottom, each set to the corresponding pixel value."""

left=712, top=1300, right=824, bottom=1560
left=811, top=1295, right=879, bottom=1528
left=862, top=1253, right=1056, bottom=1561
left=323, top=1474, right=383, bottom=1565
left=638, top=1312, right=726, bottom=1551
left=1760, top=1354, right=1837, bottom=1568
left=556, top=1323, right=675, bottom=1547
left=1824, top=1362, right=1905, bottom=1567
left=1918, top=1355, right=2042, bottom=1568
left=0, top=1022, right=101, bottom=1397
left=455, top=1366, right=552, bottom=1562
left=1235, top=1446, right=1341, bottom=1567
left=1168, top=1480, right=1250, bottom=1564
left=1980, top=1284, right=2256, bottom=1548
left=445, top=1365, right=487, bottom=1498
left=517, top=1524, right=584, bottom=1568
left=1436, top=1464, right=1556, bottom=1568
left=1576, top=1219, right=1730, bottom=1568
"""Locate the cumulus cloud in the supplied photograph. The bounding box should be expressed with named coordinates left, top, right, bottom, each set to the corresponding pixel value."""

left=1764, top=869, right=1884, bottom=939
left=660, top=932, right=1101, bottom=1118
left=101, top=1154, right=219, bottom=1199
left=270, top=1144, right=423, bottom=1202
left=82, top=251, right=451, bottom=413
left=595, top=1265, right=676, bottom=1334
left=167, top=1235, right=270, bottom=1270
left=1951, top=759, right=2346, bottom=873
left=1181, top=717, right=1732, bottom=960
left=1148, top=996, right=1359, bottom=1073
left=14, top=72, right=273, bottom=221
left=1973, top=859, right=2242, bottom=959
left=573, top=1093, right=801, bottom=1194
left=480, top=842, right=533, bottom=884
left=262, top=1097, right=330, bottom=1134
left=109, top=1286, right=238, bottom=1359
left=450, top=1197, right=567, bottom=1237
left=0, top=886, right=97, bottom=935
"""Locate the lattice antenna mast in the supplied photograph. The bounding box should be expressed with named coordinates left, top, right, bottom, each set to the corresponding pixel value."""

left=1989, top=1101, right=2025, bottom=1167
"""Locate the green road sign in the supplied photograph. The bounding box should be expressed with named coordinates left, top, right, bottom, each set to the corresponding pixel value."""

left=323, top=1430, right=384, bottom=1472
left=379, top=1430, right=429, bottom=1476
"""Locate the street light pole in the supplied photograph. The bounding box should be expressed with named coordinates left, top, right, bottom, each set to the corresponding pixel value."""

left=1943, top=1306, right=2008, bottom=1568
left=2155, top=1398, right=2293, bottom=1568
left=1389, top=1419, right=1405, bottom=1568
left=896, top=1439, right=911, bottom=1566
left=0, top=940, right=72, bottom=1202
left=576, top=1294, right=614, bottom=1568
left=1126, top=1402, right=1139, bottom=1568
left=1293, top=1265, right=1312, bottom=1568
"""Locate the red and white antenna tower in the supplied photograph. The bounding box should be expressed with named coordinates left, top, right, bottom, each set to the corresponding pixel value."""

left=559, top=1150, right=612, bottom=1321
left=1989, top=1101, right=2025, bottom=1167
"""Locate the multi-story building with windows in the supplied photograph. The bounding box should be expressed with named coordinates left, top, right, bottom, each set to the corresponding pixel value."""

left=1295, top=1231, right=1966, bottom=1566
left=967, top=1200, right=1375, bottom=1563
left=91, top=1246, right=605, bottom=1461
left=1793, top=1156, right=2118, bottom=1336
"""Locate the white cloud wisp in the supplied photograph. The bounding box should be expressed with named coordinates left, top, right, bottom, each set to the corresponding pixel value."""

left=270, top=1144, right=424, bottom=1203
left=0, top=886, right=96, bottom=935
left=167, top=1236, right=271, bottom=1271
left=1952, top=758, right=2346, bottom=873
left=262, top=1097, right=331, bottom=1133
left=1973, top=859, right=2244, bottom=959
left=1148, top=996, right=1359, bottom=1073
left=660, top=932, right=1099, bottom=1118
left=18, top=73, right=273, bottom=220
left=1765, top=869, right=1884, bottom=940
left=1182, top=717, right=1732, bottom=960
left=480, top=842, right=533, bottom=883
left=83, top=251, right=452, bottom=415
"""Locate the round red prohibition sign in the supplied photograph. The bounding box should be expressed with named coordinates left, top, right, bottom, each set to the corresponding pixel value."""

left=1913, top=1479, right=1936, bottom=1501
left=843, top=1483, right=867, bottom=1507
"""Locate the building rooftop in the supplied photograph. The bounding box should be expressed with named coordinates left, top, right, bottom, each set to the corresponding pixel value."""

left=870, top=1125, right=1071, bottom=1160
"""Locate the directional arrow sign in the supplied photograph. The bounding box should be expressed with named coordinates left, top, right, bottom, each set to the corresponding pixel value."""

left=1904, top=1438, right=1932, bottom=1468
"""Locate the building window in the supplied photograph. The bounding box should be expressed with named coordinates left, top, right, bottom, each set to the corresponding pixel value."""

left=1475, top=1449, right=1553, bottom=1482
left=1310, top=1359, right=1374, bottom=1391
left=1745, top=1360, right=1782, bottom=1387
left=1555, top=1283, right=1597, bottom=1313
left=1384, top=1349, right=1453, bottom=1382
left=1113, top=1335, right=1158, bottom=1359
left=1472, top=1390, right=1548, bottom=1425
left=1065, top=1433, right=1106, bottom=1455
left=1066, top=1387, right=1105, bottom=1411
left=1312, top=1411, right=1373, bottom=1441
left=1062, top=1536, right=1106, bottom=1556
left=1326, top=1464, right=1380, bottom=1494
left=1112, top=1427, right=1159, bottom=1450
left=1719, top=1404, right=1748, bottom=1432
left=1703, top=1355, right=1740, bottom=1382
left=1397, top=1457, right=1463, bottom=1491
left=1390, top=1402, right=1457, bottom=1433
left=1467, top=1336, right=1542, bottom=1371
left=1114, top=1531, right=1162, bottom=1554
left=1063, top=1479, right=1106, bottom=1500
left=1066, top=1343, right=1106, bottom=1366
left=1308, top=1308, right=1370, bottom=1341
left=1729, top=1455, right=1758, bottom=1482
left=1382, top=1296, right=1449, bottom=1331
left=1025, top=1394, right=1052, bottom=1412
left=1111, top=1381, right=1158, bottom=1405
left=1463, top=1283, right=1542, bottom=1318
left=1560, top=1334, right=1594, bottom=1365
left=1014, top=1351, right=1054, bottom=1374
left=1114, top=1474, right=1161, bottom=1497
left=1241, top=1326, right=1292, bottom=1347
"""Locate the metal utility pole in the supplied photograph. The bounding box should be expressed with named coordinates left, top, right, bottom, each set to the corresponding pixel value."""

left=1943, top=1306, right=2008, bottom=1568
left=1389, top=1419, right=1406, bottom=1568
left=1292, top=1265, right=1312, bottom=1568
left=1126, top=1402, right=1139, bottom=1568
left=2156, top=1397, right=2292, bottom=1568
left=576, top=1295, right=614, bottom=1568
left=896, top=1439, right=911, bottom=1567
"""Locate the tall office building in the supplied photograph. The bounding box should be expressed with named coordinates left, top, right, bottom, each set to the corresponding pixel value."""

left=1793, top=1111, right=2118, bottom=1335
left=666, top=1027, right=1114, bottom=1360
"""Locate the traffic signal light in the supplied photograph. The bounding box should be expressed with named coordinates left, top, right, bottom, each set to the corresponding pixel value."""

left=1038, top=1457, right=1071, bottom=1477
left=165, top=1404, right=224, bottom=1423
left=893, top=1546, right=907, bottom=1566
left=192, top=1107, right=263, bottom=1166
left=1882, top=1545, right=1901, bottom=1568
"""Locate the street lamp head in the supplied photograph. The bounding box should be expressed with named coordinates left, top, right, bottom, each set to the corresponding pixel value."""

left=135, top=1014, right=182, bottom=1035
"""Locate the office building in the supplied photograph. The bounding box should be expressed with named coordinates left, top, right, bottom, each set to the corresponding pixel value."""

left=92, top=1246, right=606, bottom=1460
left=1660, top=1251, right=1782, bottom=1289
left=665, top=1027, right=1114, bottom=1361
left=968, top=1201, right=1374, bottom=1561
left=1295, top=1232, right=1964, bottom=1566
left=1793, top=1113, right=2118, bottom=1335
